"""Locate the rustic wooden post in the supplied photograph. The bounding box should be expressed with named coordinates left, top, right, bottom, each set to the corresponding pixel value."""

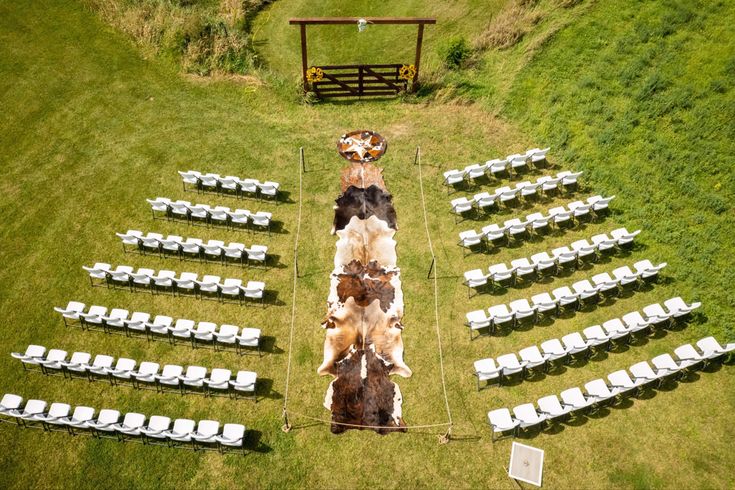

left=300, top=24, right=308, bottom=92
left=358, top=66, right=364, bottom=96
left=413, top=24, right=425, bottom=91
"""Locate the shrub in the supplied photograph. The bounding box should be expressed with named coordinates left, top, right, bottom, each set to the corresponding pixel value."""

left=438, top=36, right=471, bottom=70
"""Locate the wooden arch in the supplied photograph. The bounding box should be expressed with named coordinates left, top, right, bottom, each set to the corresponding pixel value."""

left=289, top=17, right=436, bottom=98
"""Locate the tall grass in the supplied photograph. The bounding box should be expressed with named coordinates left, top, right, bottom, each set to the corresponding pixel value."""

left=82, top=0, right=271, bottom=75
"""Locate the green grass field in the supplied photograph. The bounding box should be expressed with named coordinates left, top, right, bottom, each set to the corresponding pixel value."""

left=1, top=0, right=734, bottom=488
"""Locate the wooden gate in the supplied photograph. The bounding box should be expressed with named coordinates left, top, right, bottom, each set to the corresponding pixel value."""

left=289, top=17, right=436, bottom=98
left=311, top=64, right=407, bottom=97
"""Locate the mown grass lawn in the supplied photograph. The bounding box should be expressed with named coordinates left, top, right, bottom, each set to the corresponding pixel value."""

left=0, top=0, right=733, bottom=489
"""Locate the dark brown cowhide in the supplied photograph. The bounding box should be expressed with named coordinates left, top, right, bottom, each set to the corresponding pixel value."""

left=340, top=162, right=386, bottom=193
left=335, top=260, right=396, bottom=312
left=327, top=347, right=406, bottom=435
left=332, top=185, right=398, bottom=233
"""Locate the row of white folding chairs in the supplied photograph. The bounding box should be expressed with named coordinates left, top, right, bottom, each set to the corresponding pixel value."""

left=178, top=170, right=280, bottom=202
left=473, top=297, right=702, bottom=390
left=443, top=147, right=551, bottom=187
left=486, top=336, right=734, bottom=441
left=449, top=171, right=583, bottom=211
left=116, top=230, right=268, bottom=267
left=54, top=301, right=261, bottom=354
left=0, top=393, right=247, bottom=453
left=464, top=260, right=667, bottom=339
left=11, top=345, right=257, bottom=399
left=463, top=229, right=641, bottom=295
left=457, top=197, right=617, bottom=248
left=82, top=263, right=266, bottom=305
left=146, top=197, right=273, bottom=232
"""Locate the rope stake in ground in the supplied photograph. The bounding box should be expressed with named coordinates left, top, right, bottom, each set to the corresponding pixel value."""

left=282, top=147, right=305, bottom=432
left=416, top=146, right=454, bottom=443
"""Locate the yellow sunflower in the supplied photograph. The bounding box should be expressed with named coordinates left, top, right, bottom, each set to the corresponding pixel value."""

left=399, top=64, right=416, bottom=81
left=306, top=66, right=324, bottom=83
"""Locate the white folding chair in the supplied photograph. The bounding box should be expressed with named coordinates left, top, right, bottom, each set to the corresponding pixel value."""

left=169, top=318, right=194, bottom=345
left=11, top=345, right=46, bottom=372
left=204, top=369, right=232, bottom=397
left=488, top=304, right=514, bottom=331
left=221, top=278, right=243, bottom=304
left=192, top=321, right=217, bottom=348
left=196, top=275, right=221, bottom=300
left=131, top=361, right=160, bottom=390
left=180, top=366, right=207, bottom=395
left=192, top=420, right=221, bottom=451
left=513, top=403, right=547, bottom=433
left=530, top=252, right=556, bottom=277
left=140, top=415, right=171, bottom=445
left=237, top=327, right=261, bottom=356
left=146, top=315, right=173, bottom=342
left=243, top=281, right=265, bottom=306
left=113, top=412, right=147, bottom=442
left=230, top=371, right=257, bottom=400
left=474, top=192, right=497, bottom=213
left=155, top=364, right=183, bottom=393
left=531, top=292, right=558, bottom=317
left=473, top=358, right=501, bottom=390
left=562, top=332, right=591, bottom=361
left=202, top=240, right=225, bottom=263
left=610, top=227, right=641, bottom=249
left=116, top=230, right=143, bottom=254
left=164, top=418, right=196, bottom=449
left=54, top=301, right=86, bottom=327
left=466, top=310, right=491, bottom=339
left=487, top=408, right=519, bottom=441
left=511, top=258, right=536, bottom=284
left=509, top=298, right=536, bottom=324
left=258, top=181, right=280, bottom=203
left=488, top=263, right=514, bottom=287
left=216, top=423, right=246, bottom=454
left=463, top=269, right=491, bottom=297
left=526, top=212, right=551, bottom=234
left=497, top=353, right=527, bottom=379
left=518, top=346, right=550, bottom=373
left=537, top=395, right=570, bottom=423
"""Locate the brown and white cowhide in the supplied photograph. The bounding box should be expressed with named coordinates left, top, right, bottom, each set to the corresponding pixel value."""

left=321, top=159, right=409, bottom=434
left=332, top=185, right=398, bottom=233
left=319, top=297, right=410, bottom=379
left=323, top=345, right=406, bottom=434
left=340, top=162, right=387, bottom=193
left=327, top=260, right=403, bottom=317
left=334, top=215, right=397, bottom=268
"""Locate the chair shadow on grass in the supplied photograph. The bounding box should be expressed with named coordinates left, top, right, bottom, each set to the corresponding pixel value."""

left=259, top=336, right=284, bottom=355
left=265, top=254, right=288, bottom=270
left=255, top=378, right=282, bottom=401
left=243, top=429, right=272, bottom=454
left=267, top=220, right=289, bottom=235
left=263, top=290, right=285, bottom=308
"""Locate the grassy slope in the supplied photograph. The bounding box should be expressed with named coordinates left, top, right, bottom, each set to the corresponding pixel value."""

left=0, top=0, right=733, bottom=489
left=252, top=0, right=505, bottom=79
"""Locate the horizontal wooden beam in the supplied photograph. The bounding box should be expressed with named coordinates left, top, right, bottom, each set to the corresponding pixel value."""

left=289, top=17, right=436, bottom=25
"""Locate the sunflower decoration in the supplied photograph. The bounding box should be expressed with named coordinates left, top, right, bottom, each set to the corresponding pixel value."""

left=399, top=64, right=417, bottom=81
left=306, top=66, right=324, bottom=83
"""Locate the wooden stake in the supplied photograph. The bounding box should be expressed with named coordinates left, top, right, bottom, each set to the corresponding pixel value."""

left=414, top=24, right=425, bottom=91
left=300, top=25, right=308, bottom=92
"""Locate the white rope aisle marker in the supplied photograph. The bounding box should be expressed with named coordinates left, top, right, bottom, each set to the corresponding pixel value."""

left=416, top=146, right=454, bottom=444
left=282, top=147, right=304, bottom=432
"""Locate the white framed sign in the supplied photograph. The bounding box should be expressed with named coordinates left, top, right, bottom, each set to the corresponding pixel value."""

left=508, top=442, right=544, bottom=487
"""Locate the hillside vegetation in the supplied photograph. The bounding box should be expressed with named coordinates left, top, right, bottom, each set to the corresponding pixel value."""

left=82, top=0, right=271, bottom=75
